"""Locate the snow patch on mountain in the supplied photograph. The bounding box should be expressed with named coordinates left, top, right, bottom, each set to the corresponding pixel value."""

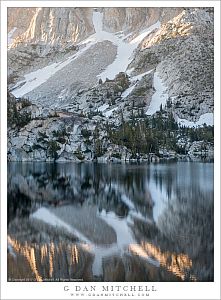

left=97, top=103, right=118, bottom=118
left=121, top=84, right=137, bottom=99
left=95, top=11, right=160, bottom=81
left=11, top=10, right=160, bottom=99
left=122, top=69, right=154, bottom=99
left=11, top=41, right=94, bottom=98
left=8, top=27, right=17, bottom=47
left=98, top=103, right=109, bottom=112
left=146, top=72, right=168, bottom=115
left=177, top=113, right=214, bottom=127
left=103, top=107, right=118, bottom=118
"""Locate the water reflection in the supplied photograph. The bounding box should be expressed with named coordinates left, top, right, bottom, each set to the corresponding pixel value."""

left=139, top=242, right=196, bottom=281
left=7, top=162, right=213, bottom=281
left=8, top=236, right=92, bottom=282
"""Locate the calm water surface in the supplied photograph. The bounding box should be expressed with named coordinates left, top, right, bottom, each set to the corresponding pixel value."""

left=7, top=162, right=214, bottom=282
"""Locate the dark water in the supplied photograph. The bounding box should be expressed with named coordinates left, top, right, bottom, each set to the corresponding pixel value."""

left=7, top=162, right=214, bottom=282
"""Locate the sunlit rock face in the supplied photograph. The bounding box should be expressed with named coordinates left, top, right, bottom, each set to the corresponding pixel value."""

left=8, top=8, right=182, bottom=48
left=8, top=8, right=94, bottom=49
left=102, top=8, right=182, bottom=33
left=7, top=8, right=36, bottom=38
left=102, top=8, right=159, bottom=33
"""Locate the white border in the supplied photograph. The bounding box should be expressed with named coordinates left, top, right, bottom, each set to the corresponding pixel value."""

left=1, top=1, right=220, bottom=300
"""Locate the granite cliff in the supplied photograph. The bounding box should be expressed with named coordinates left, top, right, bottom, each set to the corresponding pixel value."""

left=7, top=7, right=214, bottom=162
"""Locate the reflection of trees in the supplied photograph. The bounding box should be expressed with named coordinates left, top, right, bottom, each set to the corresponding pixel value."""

left=147, top=164, right=174, bottom=199
left=8, top=162, right=154, bottom=220
left=130, top=196, right=213, bottom=281
left=147, top=162, right=213, bottom=203
left=8, top=190, right=32, bottom=224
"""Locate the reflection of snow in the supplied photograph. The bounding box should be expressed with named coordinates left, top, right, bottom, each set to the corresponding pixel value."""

left=146, top=72, right=168, bottom=115
left=147, top=178, right=169, bottom=222
left=121, top=194, right=135, bottom=209
left=98, top=211, right=158, bottom=270
left=8, top=27, right=17, bottom=47
left=7, top=241, right=17, bottom=258
left=31, top=207, right=91, bottom=243
left=31, top=205, right=158, bottom=276
left=177, top=113, right=214, bottom=127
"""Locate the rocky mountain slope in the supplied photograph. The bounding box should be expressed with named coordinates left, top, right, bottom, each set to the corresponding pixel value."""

left=7, top=7, right=214, bottom=162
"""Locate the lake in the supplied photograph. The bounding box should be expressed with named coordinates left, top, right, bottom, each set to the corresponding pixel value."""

left=7, top=161, right=214, bottom=282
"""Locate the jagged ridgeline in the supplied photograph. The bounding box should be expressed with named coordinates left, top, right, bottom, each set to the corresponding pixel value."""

left=7, top=7, right=214, bottom=162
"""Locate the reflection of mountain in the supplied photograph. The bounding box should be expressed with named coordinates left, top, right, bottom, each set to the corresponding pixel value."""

left=32, top=205, right=118, bottom=245
left=157, top=193, right=214, bottom=281
left=8, top=163, right=155, bottom=222
left=8, top=236, right=93, bottom=282
left=8, top=233, right=193, bottom=282
left=139, top=242, right=196, bottom=281
left=7, top=162, right=214, bottom=281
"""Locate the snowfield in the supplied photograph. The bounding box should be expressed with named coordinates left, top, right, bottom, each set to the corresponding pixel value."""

left=121, top=84, right=137, bottom=99
left=177, top=112, right=214, bottom=127
left=94, top=11, right=160, bottom=81
left=8, top=27, right=17, bottom=47
left=145, top=71, right=214, bottom=127
left=11, top=11, right=160, bottom=98
left=97, top=103, right=118, bottom=118
left=10, top=10, right=213, bottom=128
left=11, top=41, right=94, bottom=98
left=146, top=72, right=169, bottom=115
